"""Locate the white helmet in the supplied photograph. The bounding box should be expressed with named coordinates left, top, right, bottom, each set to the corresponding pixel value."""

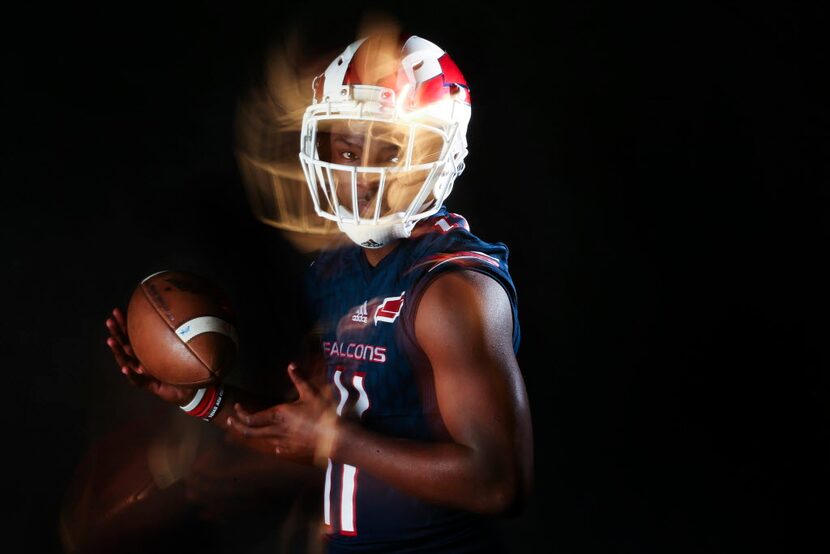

left=299, top=35, right=471, bottom=248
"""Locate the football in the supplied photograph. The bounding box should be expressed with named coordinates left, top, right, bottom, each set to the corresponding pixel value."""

left=126, top=270, right=238, bottom=386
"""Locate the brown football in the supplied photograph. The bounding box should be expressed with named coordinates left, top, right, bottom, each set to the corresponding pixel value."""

left=126, top=270, right=238, bottom=386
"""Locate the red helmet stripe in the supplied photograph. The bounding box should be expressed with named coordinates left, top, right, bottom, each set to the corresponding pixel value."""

left=413, top=75, right=447, bottom=107
left=437, top=53, right=467, bottom=87
left=340, top=41, right=471, bottom=107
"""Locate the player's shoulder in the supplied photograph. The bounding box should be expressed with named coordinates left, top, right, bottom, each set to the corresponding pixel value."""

left=418, top=267, right=509, bottom=310
left=401, top=207, right=522, bottom=350
left=405, top=208, right=512, bottom=274
left=409, top=209, right=472, bottom=241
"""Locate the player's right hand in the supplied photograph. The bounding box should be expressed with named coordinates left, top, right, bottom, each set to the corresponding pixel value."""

left=105, top=307, right=197, bottom=406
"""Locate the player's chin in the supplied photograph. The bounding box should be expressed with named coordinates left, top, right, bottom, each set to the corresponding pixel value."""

left=356, top=199, right=373, bottom=216
left=359, top=201, right=393, bottom=219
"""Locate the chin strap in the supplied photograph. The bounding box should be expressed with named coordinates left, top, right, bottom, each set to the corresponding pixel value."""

left=335, top=203, right=428, bottom=248
left=338, top=218, right=417, bottom=249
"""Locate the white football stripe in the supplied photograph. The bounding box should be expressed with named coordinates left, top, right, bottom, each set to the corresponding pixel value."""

left=175, top=316, right=238, bottom=346
left=141, top=269, right=170, bottom=283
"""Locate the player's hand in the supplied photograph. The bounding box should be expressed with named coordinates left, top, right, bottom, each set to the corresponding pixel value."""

left=105, top=307, right=197, bottom=406
left=226, top=363, right=337, bottom=463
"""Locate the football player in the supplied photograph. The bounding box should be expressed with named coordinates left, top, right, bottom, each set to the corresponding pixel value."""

left=107, top=33, right=533, bottom=553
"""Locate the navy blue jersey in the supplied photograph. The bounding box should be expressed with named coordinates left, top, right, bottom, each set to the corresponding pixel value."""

left=305, top=207, right=520, bottom=553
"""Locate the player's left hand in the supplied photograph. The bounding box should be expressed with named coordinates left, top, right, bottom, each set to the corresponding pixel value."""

left=226, top=363, right=337, bottom=464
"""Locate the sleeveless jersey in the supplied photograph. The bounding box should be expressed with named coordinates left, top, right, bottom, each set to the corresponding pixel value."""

left=305, top=207, right=521, bottom=553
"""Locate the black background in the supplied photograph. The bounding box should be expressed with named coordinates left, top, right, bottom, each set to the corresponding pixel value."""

left=7, top=1, right=829, bottom=552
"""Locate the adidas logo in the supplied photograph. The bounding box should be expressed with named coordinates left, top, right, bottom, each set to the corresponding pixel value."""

left=361, top=239, right=382, bottom=248
left=351, top=301, right=369, bottom=323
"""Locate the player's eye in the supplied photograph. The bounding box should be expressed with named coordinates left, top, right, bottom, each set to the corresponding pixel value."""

left=341, top=151, right=359, bottom=161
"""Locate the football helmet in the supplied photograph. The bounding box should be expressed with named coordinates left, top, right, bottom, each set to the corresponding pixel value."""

left=299, top=35, right=471, bottom=248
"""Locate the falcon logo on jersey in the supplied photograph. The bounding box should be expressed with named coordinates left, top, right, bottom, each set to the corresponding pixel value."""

left=351, top=301, right=369, bottom=324
left=374, top=292, right=405, bottom=326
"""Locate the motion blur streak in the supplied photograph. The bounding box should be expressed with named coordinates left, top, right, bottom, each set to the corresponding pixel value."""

left=235, top=16, right=405, bottom=253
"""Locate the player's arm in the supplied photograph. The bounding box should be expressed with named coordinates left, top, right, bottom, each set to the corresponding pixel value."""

left=337, top=270, right=533, bottom=514
left=228, top=270, right=534, bottom=514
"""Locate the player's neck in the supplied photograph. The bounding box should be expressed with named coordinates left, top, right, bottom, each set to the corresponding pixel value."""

left=362, top=240, right=401, bottom=267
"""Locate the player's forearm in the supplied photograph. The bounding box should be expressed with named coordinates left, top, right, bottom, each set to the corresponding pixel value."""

left=330, top=419, right=520, bottom=515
